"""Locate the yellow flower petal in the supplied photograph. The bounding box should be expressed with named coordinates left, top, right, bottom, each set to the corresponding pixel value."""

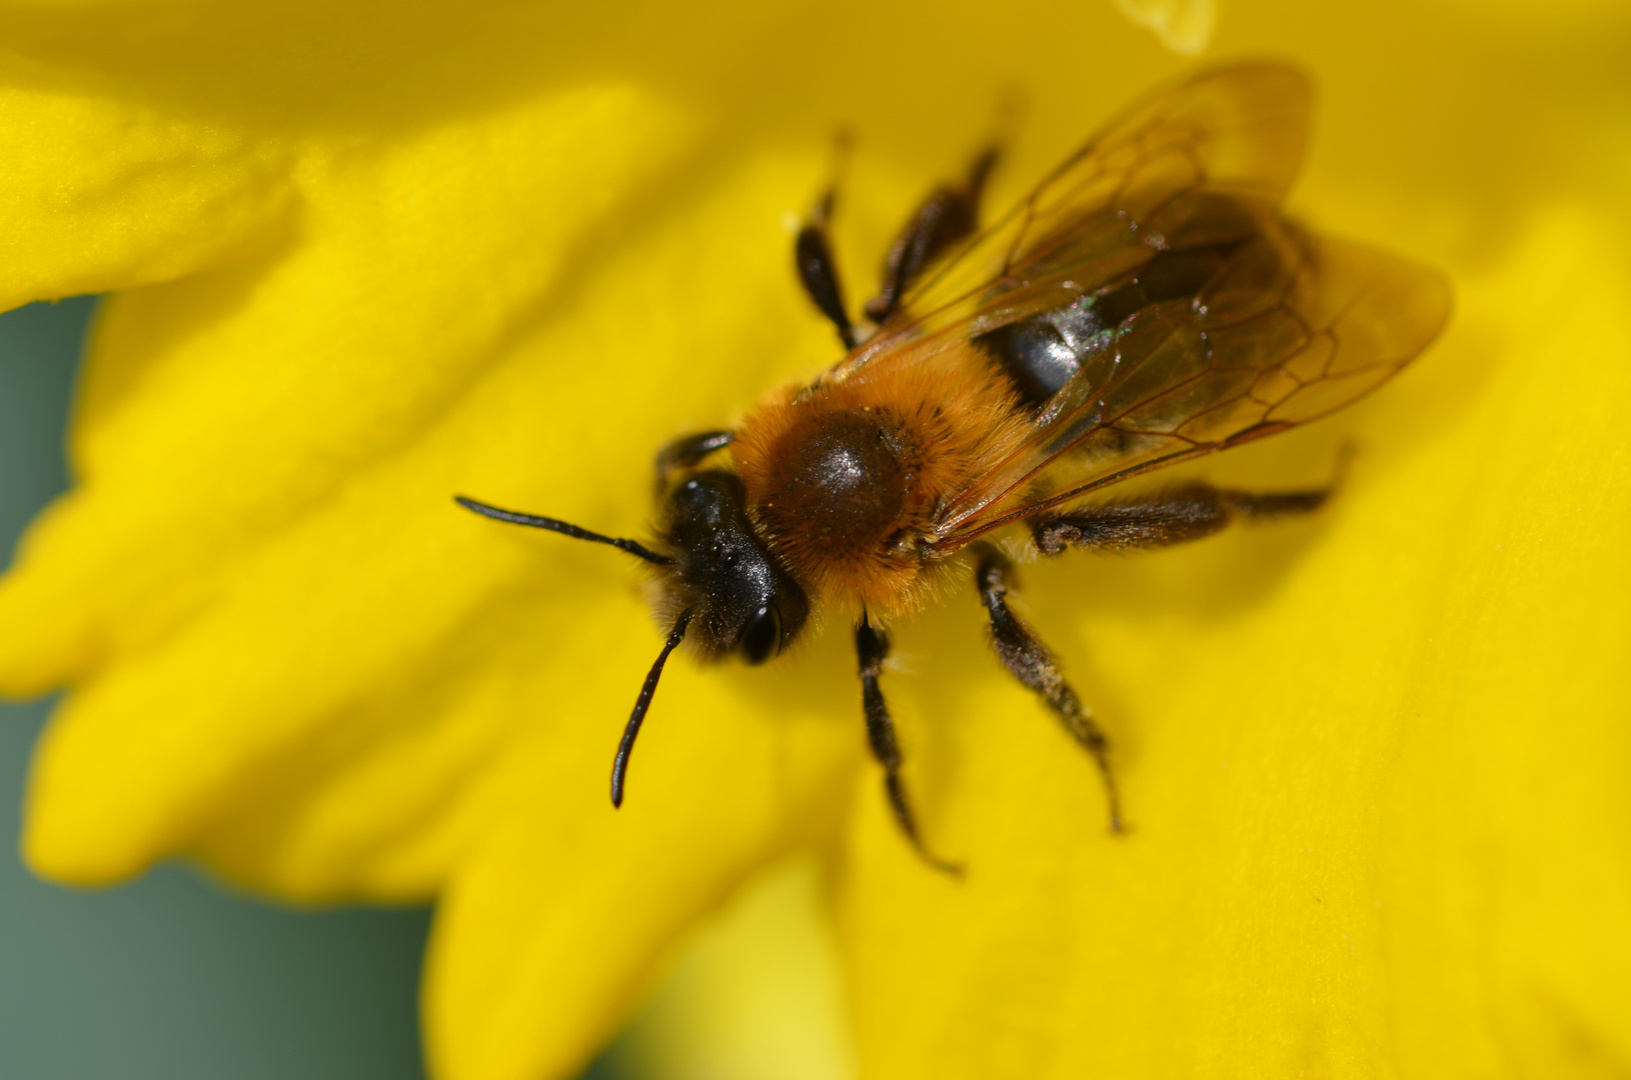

left=838, top=205, right=1631, bottom=1074
left=608, top=859, right=855, bottom=1080
left=0, top=83, right=691, bottom=698
left=1, top=1, right=1627, bottom=1079
left=425, top=658, right=858, bottom=1080
left=0, top=56, right=294, bottom=311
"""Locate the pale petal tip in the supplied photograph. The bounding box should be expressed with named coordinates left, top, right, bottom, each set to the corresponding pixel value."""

left=1114, top=0, right=1216, bottom=55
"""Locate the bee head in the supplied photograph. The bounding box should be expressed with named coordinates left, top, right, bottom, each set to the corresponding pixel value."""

left=657, top=470, right=809, bottom=663
left=453, top=474, right=809, bottom=810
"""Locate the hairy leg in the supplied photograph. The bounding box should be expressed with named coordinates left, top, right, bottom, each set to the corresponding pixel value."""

left=1032, top=480, right=1333, bottom=556
left=863, top=145, right=999, bottom=325
left=794, top=136, right=858, bottom=349
left=974, top=544, right=1122, bottom=832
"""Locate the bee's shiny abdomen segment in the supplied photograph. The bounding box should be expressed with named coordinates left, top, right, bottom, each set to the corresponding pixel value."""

left=974, top=240, right=1252, bottom=411
left=975, top=294, right=1107, bottom=406
left=756, top=407, right=912, bottom=554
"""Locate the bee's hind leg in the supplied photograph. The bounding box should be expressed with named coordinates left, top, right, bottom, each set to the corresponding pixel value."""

left=855, top=614, right=963, bottom=875
left=973, top=543, right=1123, bottom=833
left=1029, top=480, right=1335, bottom=557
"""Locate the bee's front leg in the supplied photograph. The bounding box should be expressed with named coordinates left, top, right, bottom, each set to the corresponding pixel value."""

left=653, top=430, right=734, bottom=492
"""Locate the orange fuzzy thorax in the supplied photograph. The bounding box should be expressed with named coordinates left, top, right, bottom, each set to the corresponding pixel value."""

left=731, top=341, right=1032, bottom=616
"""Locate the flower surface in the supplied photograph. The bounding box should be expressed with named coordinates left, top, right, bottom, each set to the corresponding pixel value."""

left=1, top=1, right=1628, bottom=1078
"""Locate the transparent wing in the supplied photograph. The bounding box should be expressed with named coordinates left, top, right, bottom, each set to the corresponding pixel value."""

left=931, top=226, right=1452, bottom=545
left=806, top=63, right=1448, bottom=549
left=832, top=63, right=1314, bottom=377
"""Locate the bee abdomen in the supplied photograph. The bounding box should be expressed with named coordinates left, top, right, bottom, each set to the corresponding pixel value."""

left=975, top=293, right=1106, bottom=406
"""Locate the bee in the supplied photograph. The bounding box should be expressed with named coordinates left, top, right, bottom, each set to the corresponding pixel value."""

left=457, top=63, right=1450, bottom=872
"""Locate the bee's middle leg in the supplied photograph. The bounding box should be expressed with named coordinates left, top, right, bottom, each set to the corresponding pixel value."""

left=863, top=144, right=1000, bottom=325
left=855, top=613, right=962, bottom=875
left=973, top=543, right=1123, bottom=832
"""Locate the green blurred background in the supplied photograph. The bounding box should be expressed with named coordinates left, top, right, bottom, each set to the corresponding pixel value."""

left=0, top=298, right=442, bottom=1080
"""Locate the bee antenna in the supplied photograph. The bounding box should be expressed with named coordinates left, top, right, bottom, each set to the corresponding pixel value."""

left=454, top=495, right=672, bottom=566
left=610, top=609, right=693, bottom=808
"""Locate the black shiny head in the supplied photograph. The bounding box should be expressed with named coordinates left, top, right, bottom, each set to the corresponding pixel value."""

left=453, top=476, right=807, bottom=811
left=660, top=470, right=809, bottom=663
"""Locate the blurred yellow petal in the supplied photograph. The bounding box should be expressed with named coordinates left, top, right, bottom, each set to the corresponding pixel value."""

left=608, top=858, right=854, bottom=1080
left=0, top=61, right=294, bottom=311
left=0, top=83, right=691, bottom=698
left=0, top=1, right=1627, bottom=1079
left=1115, top=0, right=1216, bottom=54
left=426, top=673, right=857, bottom=1080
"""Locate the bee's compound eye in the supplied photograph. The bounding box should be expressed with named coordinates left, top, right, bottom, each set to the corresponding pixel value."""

left=739, top=604, right=782, bottom=665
